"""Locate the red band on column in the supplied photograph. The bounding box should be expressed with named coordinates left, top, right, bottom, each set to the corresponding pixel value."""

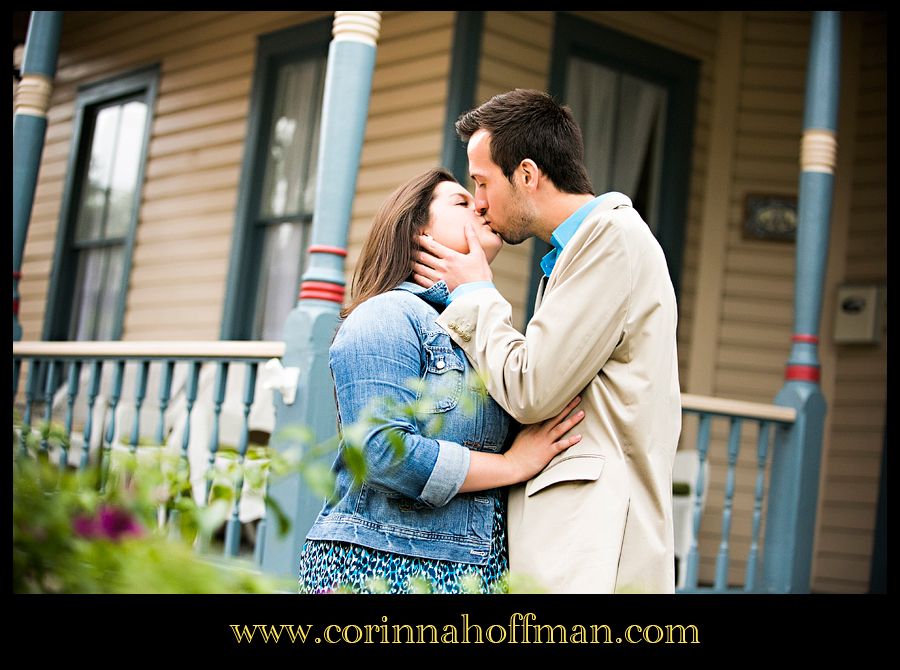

left=785, top=364, right=820, bottom=383
left=299, top=281, right=345, bottom=303
left=13, top=298, right=19, bottom=316
left=307, top=245, right=347, bottom=257
left=13, top=271, right=22, bottom=280
left=792, top=334, right=819, bottom=344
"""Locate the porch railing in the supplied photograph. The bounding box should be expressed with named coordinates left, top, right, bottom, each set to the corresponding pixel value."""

left=13, top=340, right=285, bottom=562
left=678, top=394, right=796, bottom=592
left=13, top=341, right=797, bottom=591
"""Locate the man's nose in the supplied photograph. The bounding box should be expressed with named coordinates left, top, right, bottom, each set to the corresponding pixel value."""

left=475, top=196, right=488, bottom=215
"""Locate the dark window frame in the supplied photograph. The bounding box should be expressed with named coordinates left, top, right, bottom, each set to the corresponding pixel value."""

left=220, top=18, right=332, bottom=341
left=44, top=64, right=160, bottom=342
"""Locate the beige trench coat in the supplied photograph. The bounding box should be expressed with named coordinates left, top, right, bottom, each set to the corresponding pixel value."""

left=437, top=193, right=681, bottom=593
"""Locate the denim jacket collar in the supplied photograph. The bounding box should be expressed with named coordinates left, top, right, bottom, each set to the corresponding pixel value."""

left=395, top=279, right=451, bottom=308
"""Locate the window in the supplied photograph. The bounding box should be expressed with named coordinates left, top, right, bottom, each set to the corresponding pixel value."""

left=222, top=19, right=331, bottom=341
left=45, top=65, right=158, bottom=342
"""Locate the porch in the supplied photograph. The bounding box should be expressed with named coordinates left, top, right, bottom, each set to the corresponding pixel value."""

left=14, top=339, right=802, bottom=593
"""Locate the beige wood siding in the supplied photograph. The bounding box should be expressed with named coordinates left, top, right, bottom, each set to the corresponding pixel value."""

left=18, top=11, right=333, bottom=342
left=683, top=11, right=812, bottom=587
left=689, top=12, right=886, bottom=591
left=812, top=11, right=886, bottom=594
left=345, top=11, right=455, bottom=294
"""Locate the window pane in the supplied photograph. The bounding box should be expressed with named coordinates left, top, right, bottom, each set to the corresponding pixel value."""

left=259, top=57, right=326, bottom=219
left=74, top=99, right=147, bottom=242
left=106, top=100, right=148, bottom=238
left=253, top=221, right=308, bottom=341
left=76, top=105, right=120, bottom=242
left=70, top=245, right=126, bottom=341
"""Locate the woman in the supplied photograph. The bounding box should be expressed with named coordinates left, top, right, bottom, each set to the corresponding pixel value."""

left=298, top=168, right=584, bottom=594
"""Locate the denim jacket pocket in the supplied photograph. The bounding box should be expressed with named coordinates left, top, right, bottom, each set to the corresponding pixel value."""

left=421, top=343, right=465, bottom=413
left=525, top=453, right=606, bottom=497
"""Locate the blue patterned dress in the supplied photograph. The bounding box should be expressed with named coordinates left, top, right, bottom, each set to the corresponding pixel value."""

left=298, top=496, right=508, bottom=594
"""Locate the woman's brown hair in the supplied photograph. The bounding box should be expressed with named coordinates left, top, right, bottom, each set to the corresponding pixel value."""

left=342, top=167, right=458, bottom=318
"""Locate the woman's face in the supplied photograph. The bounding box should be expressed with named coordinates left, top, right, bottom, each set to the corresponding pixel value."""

left=423, top=180, right=503, bottom=264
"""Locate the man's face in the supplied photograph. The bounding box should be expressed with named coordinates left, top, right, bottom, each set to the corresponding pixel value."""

left=467, top=129, right=537, bottom=245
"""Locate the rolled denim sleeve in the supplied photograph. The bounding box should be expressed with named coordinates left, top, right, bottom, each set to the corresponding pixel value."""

left=421, top=440, right=471, bottom=507
left=329, top=294, right=470, bottom=507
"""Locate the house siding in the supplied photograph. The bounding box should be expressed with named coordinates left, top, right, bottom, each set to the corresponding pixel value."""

left=687, top=11, right=812, bottom=587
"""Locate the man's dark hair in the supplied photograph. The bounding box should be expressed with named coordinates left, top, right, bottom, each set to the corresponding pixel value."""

left=455, top=88, right=593, bottom=195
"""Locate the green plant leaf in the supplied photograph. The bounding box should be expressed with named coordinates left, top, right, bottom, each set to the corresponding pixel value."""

left=262, top=494, right=291, bottom=537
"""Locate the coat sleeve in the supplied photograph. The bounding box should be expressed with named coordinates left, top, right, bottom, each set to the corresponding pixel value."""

left=330, top=296, right=470, bottom=507
left=437, top=212, right=631, bottom=424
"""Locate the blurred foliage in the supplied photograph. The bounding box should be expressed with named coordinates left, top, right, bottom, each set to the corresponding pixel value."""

left=12, top=373, right=547, bottom=595
left=12, top=419, right=306, bottom=594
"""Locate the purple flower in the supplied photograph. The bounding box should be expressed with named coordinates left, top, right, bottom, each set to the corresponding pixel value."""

left=72, top=515, right=98, bottom=538
left=73, top=505, right=143, bottom=541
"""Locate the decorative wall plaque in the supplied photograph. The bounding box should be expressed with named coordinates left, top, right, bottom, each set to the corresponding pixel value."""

left=743, top=194, right=797, bottom=242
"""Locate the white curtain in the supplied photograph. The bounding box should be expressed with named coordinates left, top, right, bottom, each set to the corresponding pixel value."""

left=566, top=56, right=667, bottom=231
left=566, top=58, right=617, bottom=195
left=613, top=74, right=666, bottom=198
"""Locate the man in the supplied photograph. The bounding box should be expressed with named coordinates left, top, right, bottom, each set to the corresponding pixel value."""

left=412, top=89, right=681, bottom=593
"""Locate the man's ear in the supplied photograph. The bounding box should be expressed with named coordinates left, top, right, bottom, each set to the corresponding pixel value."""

left=518, top=159, right=540, bottom=191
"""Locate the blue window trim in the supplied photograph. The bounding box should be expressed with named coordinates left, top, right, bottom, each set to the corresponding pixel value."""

left=525, top=12, right=699, bottom=323
left=441, top=11, right=484, bottom=186
left=220, top=17, right=332, bottom=341
left=43, top=63, right=160, bottom=342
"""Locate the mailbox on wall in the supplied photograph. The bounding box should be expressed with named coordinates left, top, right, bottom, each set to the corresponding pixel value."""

left=833, top=283, right=884, bottom=344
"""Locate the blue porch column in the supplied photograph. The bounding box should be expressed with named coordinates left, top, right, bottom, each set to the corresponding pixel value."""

left=259, top=11, right=382, bottom=578
left=761, top=11, right=841, bottom=593
left=13, top=12, right=63, bottom=341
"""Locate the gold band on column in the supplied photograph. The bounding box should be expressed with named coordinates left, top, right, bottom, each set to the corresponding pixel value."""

left=332, top=11, right=382, bottom=46
left=800, top=129, right=837, bottom=174
left=15, top=74, right=53, bottom=118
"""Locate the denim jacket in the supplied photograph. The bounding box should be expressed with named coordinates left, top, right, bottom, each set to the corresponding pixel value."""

left=304, top=281, right=510, bottom=564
